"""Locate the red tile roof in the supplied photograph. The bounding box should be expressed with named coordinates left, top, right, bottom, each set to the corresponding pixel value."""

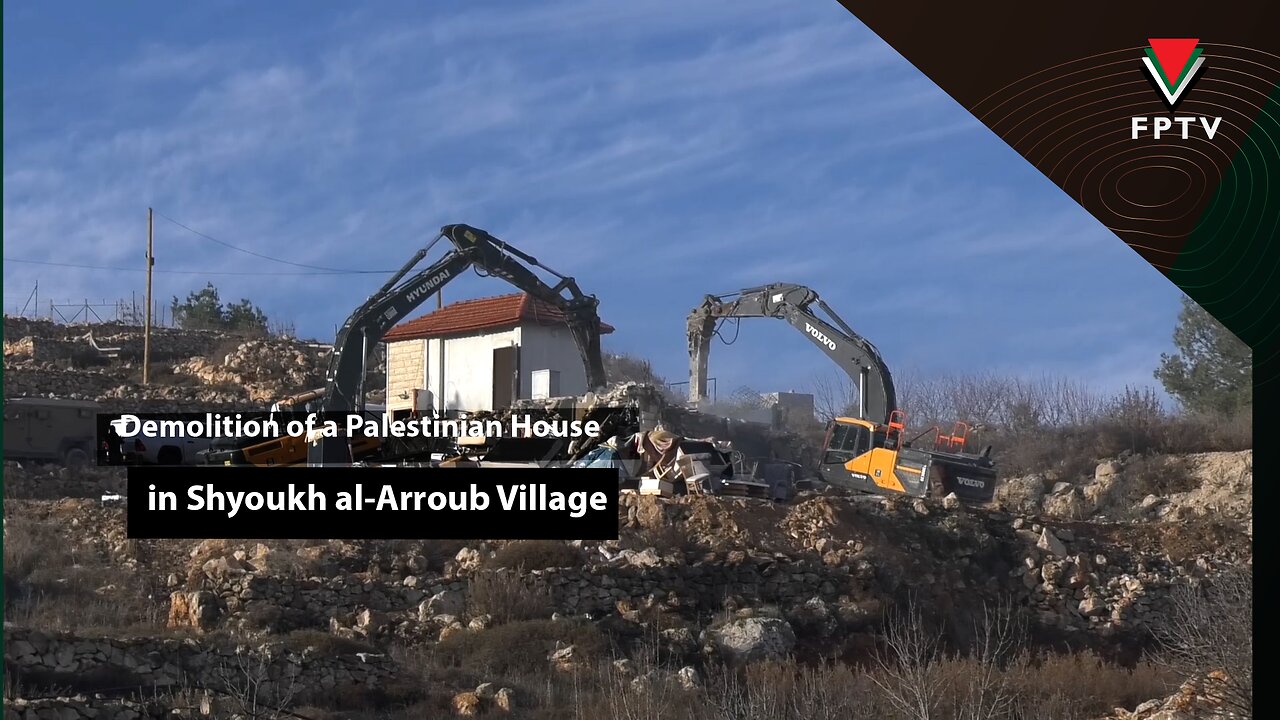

left=384, top=292, right=615, bottom=342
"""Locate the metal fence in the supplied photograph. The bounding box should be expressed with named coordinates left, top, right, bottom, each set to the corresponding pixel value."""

left=10, top=295, right=176, bottom=327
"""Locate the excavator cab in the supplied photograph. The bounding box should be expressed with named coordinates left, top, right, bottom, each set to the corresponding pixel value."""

left=818, top=412, right=997, bottom=502
left=819, top=416, right=933, bottom=497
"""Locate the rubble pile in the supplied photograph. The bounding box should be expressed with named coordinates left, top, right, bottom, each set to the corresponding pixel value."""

left=521, top=381, right=820, bottom=475
left=3, top=316, right=335, bottom=410
left=170, top=338, right=327, bottom=404
left=3, top=319, right=1253, bottom=715
left=997, top=452, right=1252, bottom=528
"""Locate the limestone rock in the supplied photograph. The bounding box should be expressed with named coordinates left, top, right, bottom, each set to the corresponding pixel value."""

left=494, top=687, right=515, bottom=713
left=711, top=617, right=796, bottom=664
left=167, top=590, right=220, bottom=632
left=1036, top=528, right=1068, bottom=557
left=451, top=691, right=481, bottom=717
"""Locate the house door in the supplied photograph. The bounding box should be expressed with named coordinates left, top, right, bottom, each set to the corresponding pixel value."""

left=492, top=346, right=519, bottom=409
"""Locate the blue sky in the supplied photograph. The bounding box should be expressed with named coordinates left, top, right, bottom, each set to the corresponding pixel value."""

left=3, top=0, right=1183, bottom=399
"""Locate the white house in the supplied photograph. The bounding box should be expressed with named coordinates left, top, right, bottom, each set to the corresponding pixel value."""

left=382, top=292, right=615, bottom=414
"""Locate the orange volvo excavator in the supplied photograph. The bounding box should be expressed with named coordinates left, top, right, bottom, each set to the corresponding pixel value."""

left=687, top=283, right=998, bottom=502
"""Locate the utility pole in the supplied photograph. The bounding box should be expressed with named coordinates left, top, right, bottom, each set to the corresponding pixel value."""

left=143, top=207, right=154, bottom=384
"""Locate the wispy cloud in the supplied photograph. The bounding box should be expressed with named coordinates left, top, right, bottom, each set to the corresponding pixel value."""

left=3, top=0, right=1180, bottom=393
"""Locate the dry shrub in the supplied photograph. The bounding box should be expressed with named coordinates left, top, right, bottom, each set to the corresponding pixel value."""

left=300, top=678, right=426, bottom=712
left=434, top=618, right=607, bottom=676
left=281, top=629, right=379, bottom=656
left=704, top=661, right=885, bottom=720
left=488, top=539, right=584, bottom=570
left=1118, top=454, right=1198, bottom=498
left=1155, top=568, right=1252, bottom=718
left=467, top=569, right=553, bottom=624
left=859, top=599, right=1174, bottom=720
left=892, top=372, right=1250, bottom=479
left=3, top=514, right=164, bottom=632
left=1002, top=651, right=1174, bottom=717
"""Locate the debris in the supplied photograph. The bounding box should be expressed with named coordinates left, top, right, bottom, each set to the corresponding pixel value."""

left=1037, top=528, right=1068, bottom=557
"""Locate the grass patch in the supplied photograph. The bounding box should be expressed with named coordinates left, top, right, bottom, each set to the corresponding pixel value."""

left=434, top=618, right=608, bottom=676
left=280, top=630, right=379, bottom=656
left=467, top=569, right=554, bottom=625
left=487, top=540, right=584, bottom=571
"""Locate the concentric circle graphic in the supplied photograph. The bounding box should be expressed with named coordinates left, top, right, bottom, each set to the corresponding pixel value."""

left=967, top=43, right=1280, bottom=370
left=972, top=44, right=1278, bottom=270
left=831, top=0, right=1280, bottom=383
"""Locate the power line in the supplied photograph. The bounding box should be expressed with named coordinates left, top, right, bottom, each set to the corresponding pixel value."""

left=153, top=209, right=394, bottom=273
left=3, top=257, right=380, bottom=276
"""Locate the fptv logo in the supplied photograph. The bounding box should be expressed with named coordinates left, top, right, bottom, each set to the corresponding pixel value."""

left=1130, top=38, right=1221, bottom=140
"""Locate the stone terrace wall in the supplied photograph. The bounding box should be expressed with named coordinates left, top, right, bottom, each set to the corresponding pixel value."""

left=4, top=628, right=399, bottom=705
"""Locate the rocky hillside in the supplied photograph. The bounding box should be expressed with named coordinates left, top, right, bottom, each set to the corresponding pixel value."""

left=2, top=317, right=386, bottom=411
left=3, top=473, right=1252, bottom=718
left=2, top=319, right=1253, bottom=719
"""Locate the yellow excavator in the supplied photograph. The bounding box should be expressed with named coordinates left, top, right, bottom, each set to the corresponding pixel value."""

left=687, top=283, right=998, bottom=502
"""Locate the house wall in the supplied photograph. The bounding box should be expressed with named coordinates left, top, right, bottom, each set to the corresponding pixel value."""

left=518, top=323, right=590, bottom=399
left=429, top=327, right=521, bottom=413
left=385, top=339, right=426, bottom=413
left=385, top=323, right=589, bottom=414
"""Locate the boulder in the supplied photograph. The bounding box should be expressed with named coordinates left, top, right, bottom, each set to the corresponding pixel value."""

left=167, top=590, right=220, bottom=631
left=995, top=474, right=1049, bottom=514
left=660, top=627, right=698, bottom=657
left=1079, top=596, right=1108, bottom=617
left=787, top=597, right=836, bottom=637
left=356, top=608, right=388, bottom=631
left=425, top=588, right=467, bottom=618
left=494, top=687, right=516, bottom=713
left=1036, top=528, right=1068, bottom=557
left=454, top=547, right=482, bottom=570
left=711, top=617, right=796, bottom=664
left=1095, top=460, right=1121, bottom=480
left=451, top=691, right=481, bottom=717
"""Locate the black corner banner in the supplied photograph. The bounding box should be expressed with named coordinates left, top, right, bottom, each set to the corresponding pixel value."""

left=126, top=466, right=620, bottom=540
left=832, top=0, right=1280, bottom=383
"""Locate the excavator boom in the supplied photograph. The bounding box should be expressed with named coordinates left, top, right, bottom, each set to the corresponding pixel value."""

left=687, top=283, right=895, bottom=423
left=309, top=224, right=608, bottom=464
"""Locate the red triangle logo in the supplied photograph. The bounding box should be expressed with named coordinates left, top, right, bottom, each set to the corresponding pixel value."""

left=1147, top=38, right=1199, bottom=83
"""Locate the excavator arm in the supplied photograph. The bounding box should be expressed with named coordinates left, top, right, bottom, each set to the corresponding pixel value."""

left=309, top=224, right=607, bottom=464
left=448, top=224, right=607, bottom=393
left=687, top=283, right=896, bottom=424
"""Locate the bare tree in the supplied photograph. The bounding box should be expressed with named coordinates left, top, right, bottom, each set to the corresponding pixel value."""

left=600, top=636, right=692, bottom=720
left=810, top=370, right=858, bottom=422
left=871, top=598, right=947, bottom=720
left=788, top=663, right=875, bottom=720
left=951, top=602, right=1025, bottom=720
left=214, top=648, right=300, bottom=720
left=705, top=661, right=791, bottom=720
left=1155, top=569, right=1252, bottom=718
